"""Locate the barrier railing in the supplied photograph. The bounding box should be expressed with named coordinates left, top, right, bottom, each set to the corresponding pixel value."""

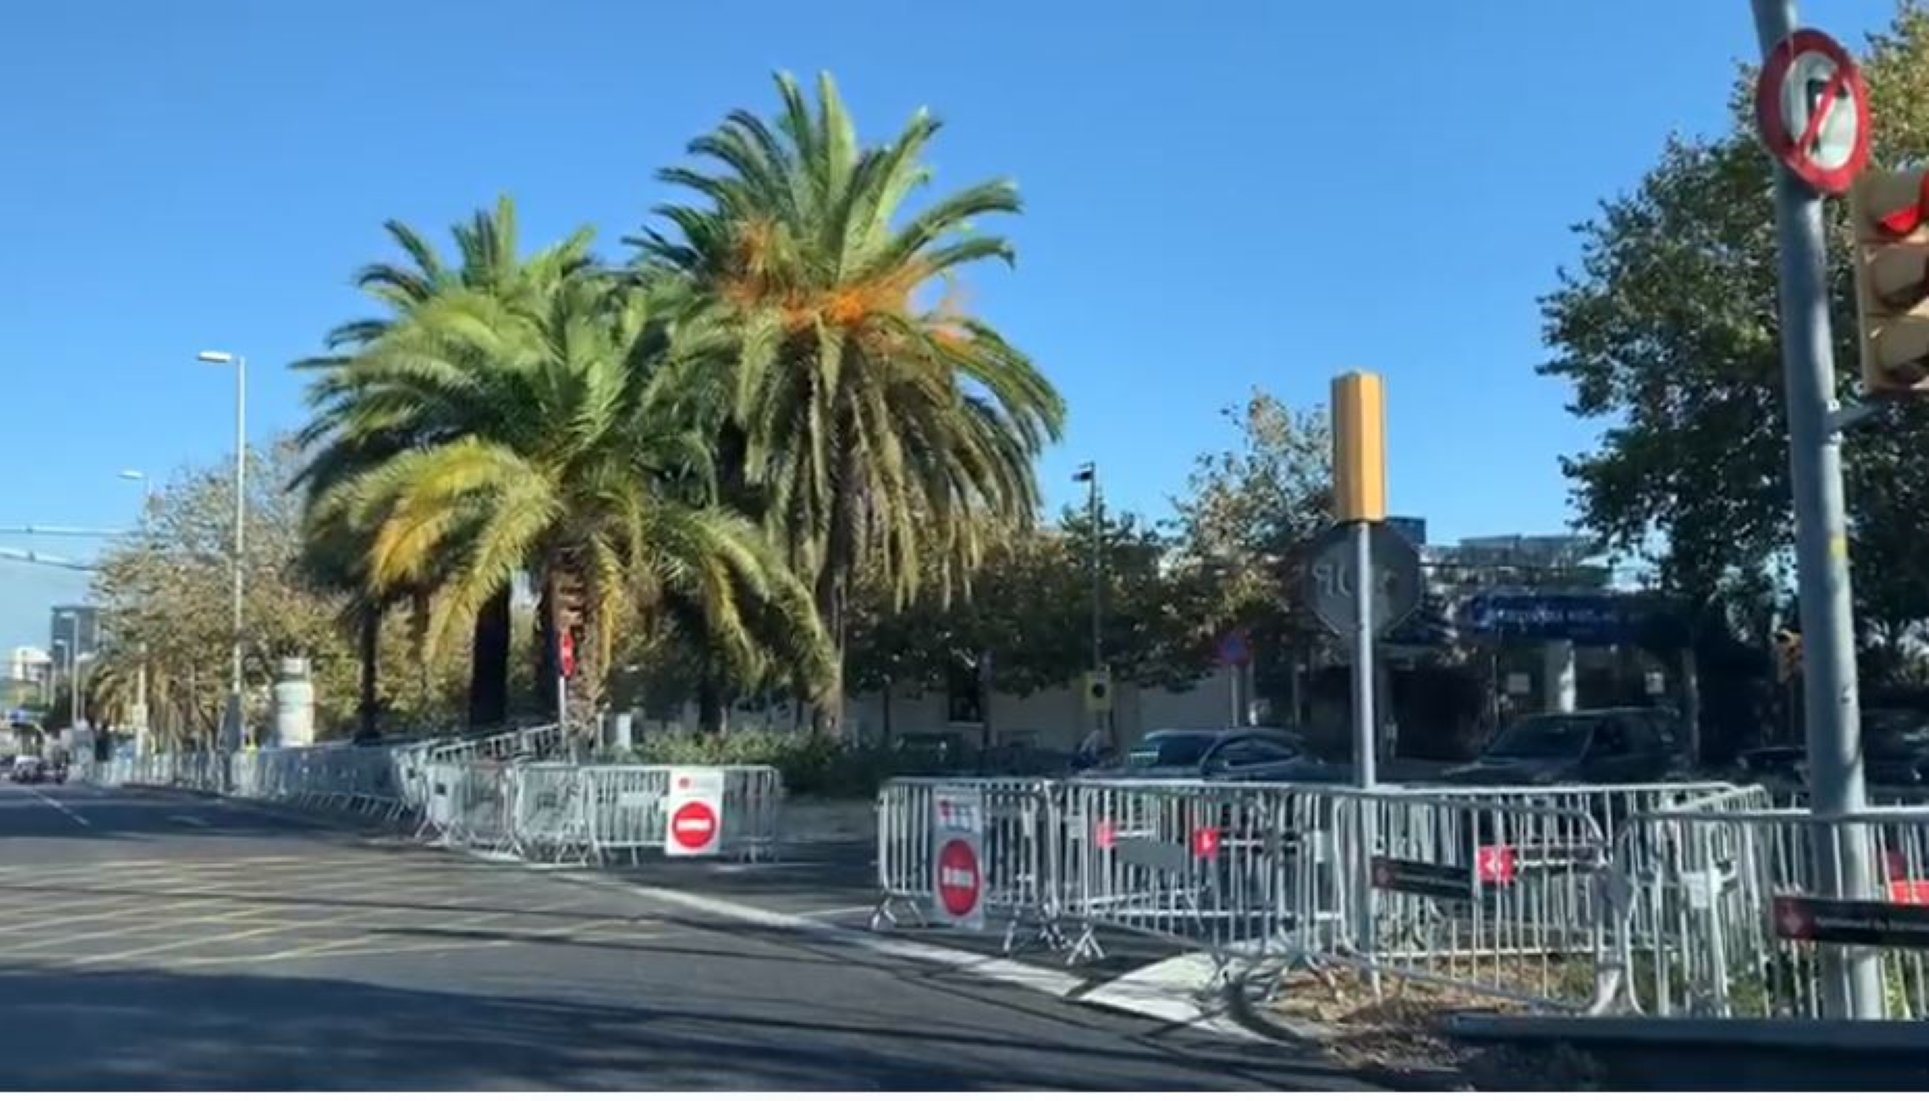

left=85, top=737, right=785, bottom=870
left=872, top=777, right=1065, bottom=954
left=1612, top=803, right=1929, bottom=1021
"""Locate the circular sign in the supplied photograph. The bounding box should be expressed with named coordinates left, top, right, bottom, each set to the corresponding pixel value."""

left=1217, top=629, right=1251, bottom=667
left=1754, top=28, right=1870, bottom=195
left=670, top=801, right=718, bottom=851
left=1302, top=521, right=1424, bottom=639
left=935, top=837, right=983, bottom=918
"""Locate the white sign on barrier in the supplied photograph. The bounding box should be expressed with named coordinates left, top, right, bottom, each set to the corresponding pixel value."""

left=931, top=785, right=986, bottom=930
left=664, top=767, right=725, bottom=856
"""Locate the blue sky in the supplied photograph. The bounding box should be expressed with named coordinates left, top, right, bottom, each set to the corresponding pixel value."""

left=0, top=0, right=1900, bottom=649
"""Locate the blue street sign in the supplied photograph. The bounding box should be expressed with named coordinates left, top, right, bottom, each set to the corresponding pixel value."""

left=1457, top=591, right=1661, bottom=646
left=1217, top=629, right=1251, bottom=667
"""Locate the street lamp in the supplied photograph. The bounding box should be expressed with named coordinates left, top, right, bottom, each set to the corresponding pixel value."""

left=55, top=609, right=83, bottom=732
left=198, top=350, right=247, bottom=748
left=118, top=470, right=152, bottom=751
left=1071, top=462, right=1103, bottom=675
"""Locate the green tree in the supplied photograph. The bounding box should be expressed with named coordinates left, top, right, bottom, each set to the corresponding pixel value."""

left=311, top=265, right=833, bottom=723
left=635, top=71, right=1066, bottom=731
left=1537, top=2, right=1929, bottom=688
left=1166, top=389, right=1333, bottom=711
left=92, top=441, right=386, bottom=744
left=296, top=196, right=591, bottom=726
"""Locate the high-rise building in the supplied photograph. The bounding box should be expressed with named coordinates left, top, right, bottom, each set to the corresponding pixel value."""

left=48, top=605, right=102, bottom=670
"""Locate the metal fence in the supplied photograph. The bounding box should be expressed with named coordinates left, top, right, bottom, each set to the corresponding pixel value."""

left=1611, top=801, right=1929, bottom=1021
left=869, top=775, right=1929, bottom=1019
left=78, top=731, right=785, bottom=869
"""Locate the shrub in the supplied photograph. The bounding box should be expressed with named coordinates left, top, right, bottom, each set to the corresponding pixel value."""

left=605, top=727, right=1069, bottom=797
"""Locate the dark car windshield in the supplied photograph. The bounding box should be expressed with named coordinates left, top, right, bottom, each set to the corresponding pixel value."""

left=1126, top=731, right=1218, bottom=768
left=1483, top=715, right=1597, bottom=759
left=1863, top=711, right=1929, bottom=757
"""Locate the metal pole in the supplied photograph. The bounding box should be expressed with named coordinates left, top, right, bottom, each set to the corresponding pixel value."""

left=1351, top=522, right=1377, bottom=789
left=228, top=356, right=247, bottom=749
left=1350, top=520, right=1378, bottom=972
left=1748, top=0, right=1882, bottom=1020
left=70, top=617, right=82, bottom=732
left=1088, top=469, right=1102, bottom=675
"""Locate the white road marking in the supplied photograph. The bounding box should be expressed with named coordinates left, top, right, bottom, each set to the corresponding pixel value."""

left=547, top=872, right=1264, bottom=1042
left=27, top=787, right=91, bottom=828
left=166, top=814, right=210, bottom=828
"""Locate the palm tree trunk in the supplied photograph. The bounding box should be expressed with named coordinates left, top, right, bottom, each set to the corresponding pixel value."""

left=468, top=585, right=511, bottom=727
left=356, top=605, right=381, bottom=741
left=410, top=589, right=433, bottom=714
left=696, top=669, right=726, bottom=735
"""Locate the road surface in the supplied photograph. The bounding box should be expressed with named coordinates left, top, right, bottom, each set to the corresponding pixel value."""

left=0, top=781, right=1362, bottom=1090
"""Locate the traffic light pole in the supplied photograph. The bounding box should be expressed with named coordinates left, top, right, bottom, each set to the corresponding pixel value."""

left=1749, top=0, right=1883, bottom=1021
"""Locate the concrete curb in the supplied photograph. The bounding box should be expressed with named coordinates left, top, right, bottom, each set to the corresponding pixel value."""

left=1447, top=1011, right=1929, bottom=1052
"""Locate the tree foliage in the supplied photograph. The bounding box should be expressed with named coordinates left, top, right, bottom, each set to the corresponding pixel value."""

left=90, top=440, right=470, bottom=743
left=1538, top=1, right=1929, bottom=679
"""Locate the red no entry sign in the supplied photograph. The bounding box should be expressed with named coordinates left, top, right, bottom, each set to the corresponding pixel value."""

left=1754, top=28, right=1871, bottom=195
left=670, top=801, right=718, bottom=851
left=936, top=837, right=983, bottom=919
left=663, top=767, right=725, bottom=857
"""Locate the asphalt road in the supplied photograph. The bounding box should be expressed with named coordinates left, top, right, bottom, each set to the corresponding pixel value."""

left=0, top=781, right=1363, bottom=1091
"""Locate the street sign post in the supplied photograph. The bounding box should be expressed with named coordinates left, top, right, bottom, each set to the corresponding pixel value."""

left=1303, top=522, right=1423, bottom=638
left=664, top=767, right=724, bottom=857
left=1753, top=27, right=1870, bottom=195
left=1217, top=629, right=1251, bottom=725
left=1749, top=0, right=1882, bottom=1022
left=931, top=786, right=986, bottom=930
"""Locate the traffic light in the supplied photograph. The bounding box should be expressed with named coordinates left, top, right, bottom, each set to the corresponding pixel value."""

left=1775, top=628, right=1803, bottom=683
left=1850, top=168, right=1929, bottom=393
left=1083, top=670, right=1111, bottom=713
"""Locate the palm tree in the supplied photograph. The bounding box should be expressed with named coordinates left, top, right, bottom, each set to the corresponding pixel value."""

left=296, top=196, right=593, bottom=726
left=633, top=72, right=1066, bottom=731
left=310, top=265, right=834, bottom=723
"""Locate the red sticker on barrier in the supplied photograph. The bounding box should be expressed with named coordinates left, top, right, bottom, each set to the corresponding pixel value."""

left=1193, top=826, right=1221, bottom=860
left=1476, top=844, right=1517, bottom=885
left=1890, top=880, right=1929, bottom=905
left=1094, top=819, right=1116, bottom=850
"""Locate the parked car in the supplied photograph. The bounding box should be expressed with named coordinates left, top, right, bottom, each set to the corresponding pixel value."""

left=1082, top=727, right=1309, bottom=782
left=1440, top=708, right=1685, bottom=786
left=1737, top=708, right=1929, bottom=788
left=10, top=755, right=47, bottom=784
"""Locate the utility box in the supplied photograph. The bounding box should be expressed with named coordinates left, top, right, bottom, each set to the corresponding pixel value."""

left=273, top=657, right=315, bottom=748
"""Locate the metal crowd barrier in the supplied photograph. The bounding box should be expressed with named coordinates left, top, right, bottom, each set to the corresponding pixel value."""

left=870, top=777, right=1738, bottom=1012
left=1612, top=801, right=1929, bottom=1021
left=579, top=765, right=782, bottom=864
left=83, top=735, right=786, bottom=873
left=872, top=777, right=1064, bottom=953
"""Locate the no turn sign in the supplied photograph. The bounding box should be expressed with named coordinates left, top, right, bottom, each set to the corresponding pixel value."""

left=1754, top=28, right=1871, bottom=195
left=663, top=767, right=725, bottom=857
left=930, top=786, right=986, bottom=929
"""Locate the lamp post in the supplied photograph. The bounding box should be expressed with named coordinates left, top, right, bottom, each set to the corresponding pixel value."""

left=119, top=470, right=152, bottom=753
left=1072, top=463, right=1102, bottom=675
left=55, top=610, right=82, bottom=732
left=197, top=350, right=247, bottom=748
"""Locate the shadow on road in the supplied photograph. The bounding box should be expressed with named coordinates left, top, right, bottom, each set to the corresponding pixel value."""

left=0, top=963, right=1355, bottom=1091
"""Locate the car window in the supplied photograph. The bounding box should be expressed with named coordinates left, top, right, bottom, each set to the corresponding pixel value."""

left=1623, top=714, right=1665, bottom=753
left=1211, top=736, right=1296, bottom=768
left=1127, top=731, right=1217, bottom=768
left=1591, top=721, right=1631, bottom=756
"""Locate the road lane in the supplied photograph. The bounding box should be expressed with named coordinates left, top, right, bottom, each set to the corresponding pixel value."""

left=0, top=783, right=1361, bottom=1090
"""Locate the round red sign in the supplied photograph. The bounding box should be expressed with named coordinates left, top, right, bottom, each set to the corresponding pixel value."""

left=670, top=800, right=718, bottom=851
left=1753, top=28, right=1871, bottom=195
left=936, top=837, right=982, bottom=918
